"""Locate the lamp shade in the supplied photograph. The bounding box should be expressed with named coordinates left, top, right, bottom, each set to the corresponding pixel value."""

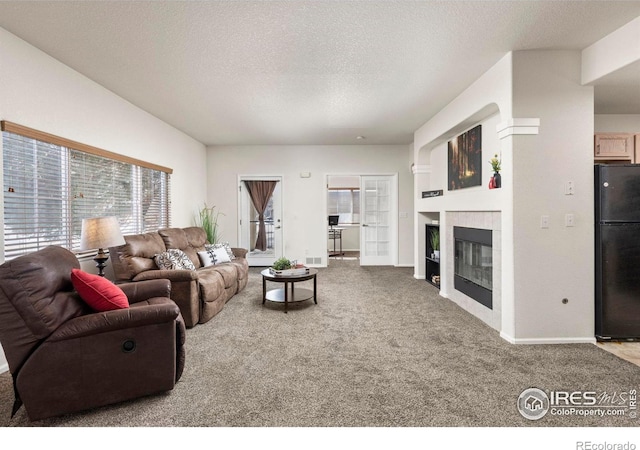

left=79, top=216, right=126, bottom=250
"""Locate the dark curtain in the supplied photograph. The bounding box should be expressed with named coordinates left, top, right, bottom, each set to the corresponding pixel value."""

left=244, top=180, right=278, bottom=251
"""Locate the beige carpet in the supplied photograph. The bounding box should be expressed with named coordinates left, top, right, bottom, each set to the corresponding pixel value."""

left=1, top=258, right=639, bottom=427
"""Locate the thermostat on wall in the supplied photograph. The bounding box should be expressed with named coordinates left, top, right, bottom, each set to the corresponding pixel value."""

left=300, top=172, right=311, bottom=178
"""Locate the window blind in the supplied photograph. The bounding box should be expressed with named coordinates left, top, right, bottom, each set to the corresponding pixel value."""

left=327, top=188, right=360, bottom=224
left=2, top=129, right=171, bottom=260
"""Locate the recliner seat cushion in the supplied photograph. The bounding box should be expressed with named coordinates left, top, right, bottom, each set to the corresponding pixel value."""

left=196, top=269, right=226, bottom=302
left=209, top=264, right=237, bottom=289
left=230, top=258, right=249, bottom=280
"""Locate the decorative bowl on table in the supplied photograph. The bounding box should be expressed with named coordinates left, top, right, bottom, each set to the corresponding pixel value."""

left=268, top=267, right=309, bottom=276
left=269, top=257, right=309, bottom=276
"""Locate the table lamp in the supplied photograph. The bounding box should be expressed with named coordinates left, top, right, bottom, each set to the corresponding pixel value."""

left=79, top=216, right=126, bottom=277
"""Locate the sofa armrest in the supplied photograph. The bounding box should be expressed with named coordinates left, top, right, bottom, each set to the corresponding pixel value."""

left=47, top=298, right=181, bottom=342
left=231, top=247, right=248, bottom=259
left=119, top=279, right=171, bottom=304
left=133, top=269, right=198, bottom=283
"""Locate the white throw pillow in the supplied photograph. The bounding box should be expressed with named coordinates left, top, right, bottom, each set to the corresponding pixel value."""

left=205, top=242, right=236, bottom=260
left=198, top=247, right=231, bottom=267
left=211, top=247, right=231, bottom=264
left=197, top=250, right=215, bottom=267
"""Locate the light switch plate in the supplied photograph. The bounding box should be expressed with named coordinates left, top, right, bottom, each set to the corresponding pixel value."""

left=541, top=215, right=550, bottom=229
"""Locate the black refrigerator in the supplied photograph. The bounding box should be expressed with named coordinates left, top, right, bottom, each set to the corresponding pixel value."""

left=595, top=164, right=640, bottom=340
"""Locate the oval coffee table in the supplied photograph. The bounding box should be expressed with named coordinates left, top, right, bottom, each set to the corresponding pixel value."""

left=261, top=268, right=318, bottom=313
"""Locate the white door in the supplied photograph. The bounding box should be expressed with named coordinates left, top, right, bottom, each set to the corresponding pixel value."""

left=238, top=176, right=283, bottom=266
left=360, top=175, right=397, bottom=266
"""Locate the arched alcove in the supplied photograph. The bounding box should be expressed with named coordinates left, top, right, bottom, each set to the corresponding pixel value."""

left=414, top=102, right=502, bottom=196
left=416, top=102, right=501, bottom=167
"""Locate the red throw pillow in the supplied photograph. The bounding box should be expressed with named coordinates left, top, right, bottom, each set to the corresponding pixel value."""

left=71, top=268, right=129, bottom=311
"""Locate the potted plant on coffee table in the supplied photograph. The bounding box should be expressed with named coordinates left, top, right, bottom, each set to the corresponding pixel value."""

left=269, top=257, right=308, bottom=276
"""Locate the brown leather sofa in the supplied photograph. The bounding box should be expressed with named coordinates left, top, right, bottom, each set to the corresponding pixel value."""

left=109, top=227, right=249, bottom=327
left=0, top=245, right=186, bottom=421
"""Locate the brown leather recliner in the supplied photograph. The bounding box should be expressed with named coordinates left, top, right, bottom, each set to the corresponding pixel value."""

left=0, top=245, right=186, bottom=421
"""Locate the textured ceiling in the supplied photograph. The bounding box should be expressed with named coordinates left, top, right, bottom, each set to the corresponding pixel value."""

left=0, top=1, right=639, bottom=145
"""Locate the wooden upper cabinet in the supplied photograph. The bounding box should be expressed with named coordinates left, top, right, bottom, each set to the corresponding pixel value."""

left=594, top=133, right=635, bottom=162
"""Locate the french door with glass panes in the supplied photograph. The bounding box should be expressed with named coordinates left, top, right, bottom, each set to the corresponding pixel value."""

left=359, top=175, right=397, bottom=266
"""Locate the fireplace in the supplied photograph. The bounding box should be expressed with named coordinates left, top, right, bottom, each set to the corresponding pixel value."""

left=454, top=226, right=493, bottom=309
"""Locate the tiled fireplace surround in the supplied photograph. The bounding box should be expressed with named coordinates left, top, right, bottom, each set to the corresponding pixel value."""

left=443, top=211, right=502, bottom=331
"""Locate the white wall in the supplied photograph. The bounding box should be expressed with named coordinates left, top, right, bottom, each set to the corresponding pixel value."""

left=511, top=50, right=595, bottom=342
left=595, top=114, right=640, bottom=132
left=0, top=27, right=207, bottom=234
left=206, top=145, right=414, bottom=267
left=0, top=27, right=208, bottom=372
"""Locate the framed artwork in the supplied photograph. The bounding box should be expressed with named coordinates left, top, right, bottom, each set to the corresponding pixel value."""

left=448, top=124, right=482, bottom=190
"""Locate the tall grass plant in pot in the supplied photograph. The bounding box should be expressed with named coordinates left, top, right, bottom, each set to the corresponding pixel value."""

left=195, top=203, right=222, bottom=244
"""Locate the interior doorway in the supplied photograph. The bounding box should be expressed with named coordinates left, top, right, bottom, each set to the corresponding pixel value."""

left=327, top=175, right=361, bottom=262
left=326, top=173, right=398, bottom=266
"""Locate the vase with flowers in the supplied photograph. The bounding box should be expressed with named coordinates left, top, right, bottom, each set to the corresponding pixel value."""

left=489, top=154, right=501, bottom=189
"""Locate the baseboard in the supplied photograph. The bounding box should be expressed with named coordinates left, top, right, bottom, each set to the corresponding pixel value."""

left=395, top=264, right=414, bottom=268
left=0, top=362, right=8, bottom=374
left=413, top=273, right=425, bottom=280
left=500, top=332, right=596, bottom=345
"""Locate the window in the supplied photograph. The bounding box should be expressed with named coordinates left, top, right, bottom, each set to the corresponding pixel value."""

left=2, top=121, right=171, bottom=260
left=327, top=188, right=360, bottom=224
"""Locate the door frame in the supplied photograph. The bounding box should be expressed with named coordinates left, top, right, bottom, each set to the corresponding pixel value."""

left=237, top=174, right=285, bottom=266
left=324, top=172, right=398, bottom=266
left=359, top=174, right=399, bottom=266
